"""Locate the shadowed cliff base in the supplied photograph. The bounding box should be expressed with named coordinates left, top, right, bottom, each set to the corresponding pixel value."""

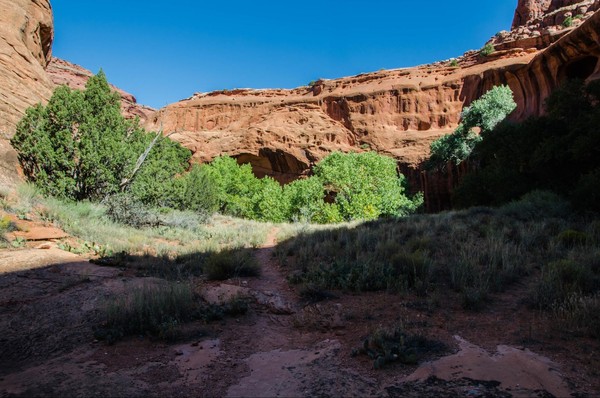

left=234, top=149, right=310, bottom=184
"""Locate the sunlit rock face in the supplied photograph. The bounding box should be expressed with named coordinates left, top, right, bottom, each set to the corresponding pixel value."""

left=0, top=0, right=54, bottom=186
left=148, top=9, right=600, bottom=186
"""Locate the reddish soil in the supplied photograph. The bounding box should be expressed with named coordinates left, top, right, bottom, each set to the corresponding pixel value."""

left=1, top=222, right=599, bottom=397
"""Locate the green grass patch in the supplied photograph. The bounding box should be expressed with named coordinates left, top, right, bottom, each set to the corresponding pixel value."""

left=94, top=282, right=250, bottom=344
left=94, top=282, right=197, bottom=343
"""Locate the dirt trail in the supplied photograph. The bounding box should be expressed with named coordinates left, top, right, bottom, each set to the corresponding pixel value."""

left=198, top=227, right=375, bottom=397
left=0, top=226, right=593, bottom=397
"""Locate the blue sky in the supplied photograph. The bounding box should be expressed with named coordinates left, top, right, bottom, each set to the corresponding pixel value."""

left=52, top=1, right=517, bottom=109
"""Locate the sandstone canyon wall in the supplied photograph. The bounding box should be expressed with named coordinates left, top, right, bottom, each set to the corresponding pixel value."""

left=1, top=0, right=599, bottom=207
left=0, top=0, right=54, bottom=187
left=148, top=1, right=600, bottom=204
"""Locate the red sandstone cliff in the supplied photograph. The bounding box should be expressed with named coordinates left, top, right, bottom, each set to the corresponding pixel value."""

left=147, top=2, right=600, bottom=191
left=0, top=0, right=54, bottom=187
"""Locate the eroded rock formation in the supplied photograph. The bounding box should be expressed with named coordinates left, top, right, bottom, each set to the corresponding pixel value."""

left=2, top=0, right=599, bottom=205
left=0, top=0, right=54, bottom=187
left=494, top=0, right=600, bottom=51
left=148, top=3, right=600, bottom=202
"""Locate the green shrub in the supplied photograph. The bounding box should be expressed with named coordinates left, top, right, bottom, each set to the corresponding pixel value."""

left=0, top=215, right=14, bottom=232
left=552, top=293, right=600, bottom=338
left=352, top=323, right=446, bottom=369
left=0, top=215, right=16, bottom=247
left=11, top=71, right=192, bottom=203
left=532, top=259, right=598, bottom=309
left=480, top=43, right=495, bottom=57
left=104, top=194, right=159, bottom=228
left=562, top=16, right=574, bottom=27
left=174, top=164, right=219, bottom=215
left=571, top=168, right=600, bottom=212
left=499, top=191, right=571, bottom=221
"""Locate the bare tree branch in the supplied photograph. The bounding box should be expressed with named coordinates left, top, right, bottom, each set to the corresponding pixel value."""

left=119, top=125, right=176, bottom=192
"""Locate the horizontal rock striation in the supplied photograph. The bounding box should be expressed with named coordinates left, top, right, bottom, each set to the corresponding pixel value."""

left=149, top=6, right=600, bottom=201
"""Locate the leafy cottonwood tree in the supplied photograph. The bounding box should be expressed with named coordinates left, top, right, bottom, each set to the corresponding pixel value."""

left=427, top=85, right=516, bottom=169
left=313, top=151, right=421, bottom=221
left=203, top=151, right=421, bottom=224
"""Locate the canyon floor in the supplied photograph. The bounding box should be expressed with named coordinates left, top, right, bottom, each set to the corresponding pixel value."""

left=0, top=218, right=599, bottom=398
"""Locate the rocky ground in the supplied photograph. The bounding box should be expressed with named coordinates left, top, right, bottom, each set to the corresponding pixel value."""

left=0, top=218, right=598, bottom=397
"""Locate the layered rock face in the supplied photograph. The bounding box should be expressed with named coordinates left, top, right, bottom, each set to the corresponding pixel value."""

left=46, top=58, right=155, bottom=123
left=0, top=0, right=54, bottom=187
left=495, top=0, right=600, bottom=51
left=149, top=3, right=600, bottom=192
left=147, top=66, right=476, bottom=183
left=513, top=0, right=600, bottom=28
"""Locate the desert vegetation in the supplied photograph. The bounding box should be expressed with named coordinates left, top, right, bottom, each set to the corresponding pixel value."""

left=454, top=79, right=600, bottom=212
left=277, top=190, right=600, bottom=335
left=479, top=42, right=495, bottom=57
left=10, top=71, right=421, bottom=225
left=2, top=71, right=600, bottom=397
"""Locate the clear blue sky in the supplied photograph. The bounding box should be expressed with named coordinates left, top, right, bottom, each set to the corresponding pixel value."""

left=52, top=0, right=517, bottom=109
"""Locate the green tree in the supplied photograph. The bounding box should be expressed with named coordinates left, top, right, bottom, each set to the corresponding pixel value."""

left=313, top=151, right=419, bottom=221
left=453, top=79, right=600, bottom=211
left=427, top=85, right=516, bottom=169
left=173, top=165, right=219, bottom=214
left=252, top=177, right=290, bottom=223
left=11, top=70, right=194, bottom=205
left=203, top=156, right=262, bottom=218
left=284, top=176, right=340, bottom=223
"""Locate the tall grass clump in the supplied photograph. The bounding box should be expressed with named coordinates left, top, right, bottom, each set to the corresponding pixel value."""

left=531, top=252, right=600, bottom=310
left=551, top=293, right=600, bottom=338
left=95, top=282, right=197, bottom=343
